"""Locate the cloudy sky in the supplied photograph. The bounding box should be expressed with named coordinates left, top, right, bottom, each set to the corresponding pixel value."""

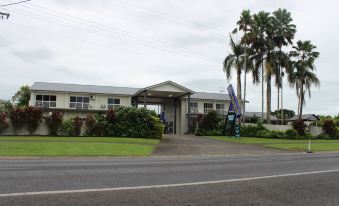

left=0, top=0, right=338, bottom=115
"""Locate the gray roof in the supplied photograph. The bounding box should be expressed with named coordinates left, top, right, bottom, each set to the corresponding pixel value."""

left=289, top=114, right=319, bottom=121
left=244, top=112, right=278, bottom=121
left=190, top=92, right=231, bottom=101
left=31, top=82, right=141, bottom=96
left=31, top=82, right=244, bottom=102
left=0, top=99, right=8, bottom=104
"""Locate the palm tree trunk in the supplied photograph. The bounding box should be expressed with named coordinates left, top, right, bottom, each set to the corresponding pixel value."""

left=261, top=60, right=264, bottom=121
left=237, top=69, right=242, bottom=101
left=299, top=83, right=304, bottom=119
left=243, top=72, right=247, bottom=124
left=281, top=81, right=284, bottom=125
left=266, top=74, right=271, bottom=124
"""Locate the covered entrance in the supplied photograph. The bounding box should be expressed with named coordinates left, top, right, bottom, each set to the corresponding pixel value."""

left=132, top=81, right=193, bottom=134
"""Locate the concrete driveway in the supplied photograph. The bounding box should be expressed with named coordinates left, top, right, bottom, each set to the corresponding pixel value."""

left=152, top=134, right=289, bottom=156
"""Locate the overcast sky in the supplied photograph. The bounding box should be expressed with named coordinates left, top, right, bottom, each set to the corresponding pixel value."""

left=0, top=0, right=338, bottom=115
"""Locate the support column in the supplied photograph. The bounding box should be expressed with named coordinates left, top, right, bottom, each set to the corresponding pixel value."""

left=173, top=99, right=177, bottom=134
left=144, top=90, right=147, bottom=108
left=187, top=93, right=191, bottom=134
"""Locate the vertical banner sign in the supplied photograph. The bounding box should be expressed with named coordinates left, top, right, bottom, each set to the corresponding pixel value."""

left=227, top=85, right=241, bottom=118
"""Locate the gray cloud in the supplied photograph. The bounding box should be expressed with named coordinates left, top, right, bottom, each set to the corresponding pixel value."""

left=11, top=48, right=55, bottom=63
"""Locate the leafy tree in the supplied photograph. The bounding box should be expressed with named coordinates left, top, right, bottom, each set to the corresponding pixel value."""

left=272, top=8, right=296, bottom=124
left=272, top=109, right=295, bottom=120
left=12, top=85, right=31, bottom=107
left=289, top=40, right=320, bottom=119
left=223, top=35, right=245, bottom=100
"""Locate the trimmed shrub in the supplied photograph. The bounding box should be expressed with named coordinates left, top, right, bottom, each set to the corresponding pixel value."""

left=9, top=107, right=26, bottom=133
left=61, top=117, right=83, bottom=136
left=0, top=112, right=9, bottom=134
left=73, top=116, right=83, bottom=136
left=284, top=129, right=298, bottom=139
left=322, top=119, right=337, bottom=137
left=85, top=115, right=97, bottom=136
left=199, top=110, right=220, bottom=131
left=25, top=106, right=43, bottom=135
left=45, top=112, right=63, bottom=135
left=293, top=119, right=306, bottom=136
left=62, top=119, right=74, bottom=136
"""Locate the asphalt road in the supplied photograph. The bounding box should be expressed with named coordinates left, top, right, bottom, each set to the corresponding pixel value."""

left=1, top=153, right=339, bottom=205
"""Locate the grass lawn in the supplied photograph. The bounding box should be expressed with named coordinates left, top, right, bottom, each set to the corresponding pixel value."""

left=209, top=136, right=339, bottom=152
left=0, top=136, right=160, bottom=156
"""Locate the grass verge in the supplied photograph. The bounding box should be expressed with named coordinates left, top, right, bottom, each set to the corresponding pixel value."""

left=0, top=136, right=160, bottom=156
left=209, top=136, right=339, bottom=152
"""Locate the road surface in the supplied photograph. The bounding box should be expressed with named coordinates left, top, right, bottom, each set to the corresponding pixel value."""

left=1, top=153, right=339, bottom=205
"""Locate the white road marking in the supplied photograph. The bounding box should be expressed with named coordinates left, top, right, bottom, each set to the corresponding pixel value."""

left=1, top=169, right=339, bottom=197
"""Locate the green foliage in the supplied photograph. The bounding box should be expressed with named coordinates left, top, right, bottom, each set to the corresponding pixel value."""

left=61, top=117, right=83, bottom=137
left=93, top=107, right=163, bottom=139
left=12, top=85, right=31, bottom=108
left=0, top=112, right=9, bottom=134
left=284, top=129, right=298, bottom=139
left=85, top=115, right=97, bottom=136
left=322, top=119, right=337, bottom=137
left=293, top=119, right=306, bottom=136
left=272, top=109, right=295, bottom=120
left=196, top=111, right=222, bottom=136
left=62, top=119, right=74, bottom=136
left=25, top=106, right=43, bottom=135
left=45, top=112, right=63, bottom=136
left=0, top=101, right=13, bottom=113
left=9, top=107, right=26, bottom=132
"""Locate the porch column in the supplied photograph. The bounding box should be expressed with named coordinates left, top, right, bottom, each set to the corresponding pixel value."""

left=173, top=99, right=177, bottom=134
left=144, top=90, right=147, bottom=108
left=187, top=93, right=191, bottom=134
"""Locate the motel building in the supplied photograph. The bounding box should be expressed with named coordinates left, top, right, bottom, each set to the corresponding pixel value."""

left=29, top=81, right=245, bottom=135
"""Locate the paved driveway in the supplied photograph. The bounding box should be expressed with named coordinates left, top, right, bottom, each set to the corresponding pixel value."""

left=152, top=135, right=289, bottom=156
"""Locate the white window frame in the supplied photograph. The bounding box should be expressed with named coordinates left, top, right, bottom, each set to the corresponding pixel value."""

left=69, top=96, right=90, bottom=110
left=107, top=98, right=121, bottom=110
left=35, top=95, right=56, bottom=108
left=204, top=103, right=213, bottom=114
left=187, top=101, right=198, bottom=114
left=216, top=103, right=226, bottom=115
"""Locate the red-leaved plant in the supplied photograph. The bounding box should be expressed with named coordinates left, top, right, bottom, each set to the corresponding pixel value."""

left=0, top=112, right=9, bottom=134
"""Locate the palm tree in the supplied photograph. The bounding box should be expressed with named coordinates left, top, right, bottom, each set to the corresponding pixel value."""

left=223, top=35, right=245, bottom=100
left=272, top=8, right=296, bottom=124
left=289, top=40, right=320, bottom=119
left=237, top=10, right=253, bottom=122
left=248, top=11, right=271, bottom=121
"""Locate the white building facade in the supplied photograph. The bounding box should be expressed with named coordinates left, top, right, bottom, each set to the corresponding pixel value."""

left=29, top=81, right=239, bottom=135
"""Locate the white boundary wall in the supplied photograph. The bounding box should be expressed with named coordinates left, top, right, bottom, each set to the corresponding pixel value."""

left=244, top=123, right=323, bottom=136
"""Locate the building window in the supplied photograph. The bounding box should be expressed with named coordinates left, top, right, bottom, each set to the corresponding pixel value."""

left=216, top=103, right=226, bottom=115
left=187, top=102, right=198, bottom=114
left=107, top=98, right=120, bottom=110
left=35, top=95, right=56, bottom=108
left=204, top=103, right=213, bottom=114
left=69, top=96, right=89, bottom=109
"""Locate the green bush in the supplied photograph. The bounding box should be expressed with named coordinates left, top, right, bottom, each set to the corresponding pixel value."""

left=45, top=112, right=63, bottom=135
left=95, top=107, right=164, bottom=139
left=0, top=112, right=9, bottom=134
left=62, top=119, right=75, bottom=136
left=25, top=106, right=43, bottom=135
left=85, top=115, right=97, bottom=136
left=322, top=119, right=337, bottom=137
left=284, top=129, right=298, bottom=139
left=293, top=119, right=306, bottom=136
left=196, top=111, right=222, bottom=136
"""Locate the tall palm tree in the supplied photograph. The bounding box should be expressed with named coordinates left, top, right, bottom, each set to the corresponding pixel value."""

left=223, top=35, right=245, bottom=100
left=248, top=11, right=271, bottom=121
left=289, top=40, right=320, bottom=119
left=237, top=9, right=253, bottom=122
left=272, top=8, right=296, bottom=124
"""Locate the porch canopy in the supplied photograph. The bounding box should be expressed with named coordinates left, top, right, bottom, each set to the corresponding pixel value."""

left=132, top=81, right=194, bottom=106
left=132, top=81, right=194, bottom=134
